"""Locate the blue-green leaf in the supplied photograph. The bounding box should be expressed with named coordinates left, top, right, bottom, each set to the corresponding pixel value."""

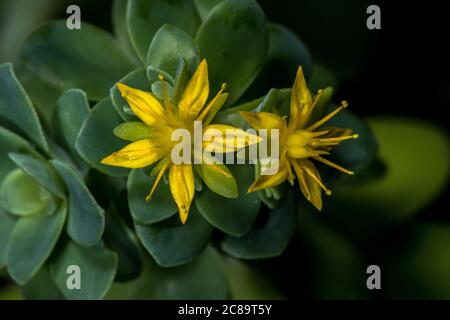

left=76, top=98, right=129, bottom=177
left=135, top=205, right=213, bottom=267
left=6, top=203, right=66, bottom=285
left=127, top=168, right=177, bottom=224
left=21, top=21, right=134, bottom=100
left=0, top=209, right=16, bottom=268
left=0, top=63, right=48, bottom=152
left=127, top=0, right=200, bottom=62
left=146, top=24, right=199, bottom=76
left=49, top=241, right=118, bottom=300
left=51, top=160, right=105, bottom=247
left=196, top=0, right=269, bottom=104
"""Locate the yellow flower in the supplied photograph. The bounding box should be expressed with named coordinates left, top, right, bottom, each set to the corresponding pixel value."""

left=240, top=67, right=358, bottom=210
left=101, top=60, right=258, bottom=224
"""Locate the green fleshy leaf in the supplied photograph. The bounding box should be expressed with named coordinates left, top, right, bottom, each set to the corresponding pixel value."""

left=127, top=0, right=200, bottom=62
left=135, top=206, right=213, bottom=267
left=196, top=164, right=261, bottom=236
left=308, top=64, right=338, bottom=92
left=105, top=246, right=228, bottom=299
left=297, top=201, right=369, bottom=299
left=194, top=0, right=225, bottom=21
left=76, top=98, right=129, bottom=177
left=9, top=152, right=65, bottom=198
left=104, top=205, right=142, bottom=282
left=194, top=160, right=238, bottom=198
left=384, top=224, right=450, bottom=299
left=113, top=122, right=152, bottom=142
left=150, top=80, right=174, bottom=101
left=127, top=168, right=177, bottom=224
left=54, top=89, right=90, bottom=163
left=112, top=0, right=141, bottom=65
left=146, top=24, right=199, bottom=76
left=224, top=257, right=285, bottom=299
left=0, top=209, right=16, bottom=268
left=21, top=265, right=65, bottom=300
left=6, top=202, right=66, bottom=285
left=49, top=241, right=118, bottom=300
left=0, top=63, right=48, bottom=152
left=51, top=160, right=105, bottom=247
left=110, top=68, right=149, bottom=122
left=196, top=0, right=269, bottom=105
left=0, top=127, right=37, bottom=182
left=222, top=192, right=296, bottom=259
left=22, top=21, right=134, bottom=100
left=327, top=117, right=449, bottom=236
left=245, top=23, right=312, bottom=98
left=0, top=169, right=51, bottom=216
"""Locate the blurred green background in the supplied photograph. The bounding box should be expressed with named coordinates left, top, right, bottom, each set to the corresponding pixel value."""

left=0, top=0, right=449, bottom=299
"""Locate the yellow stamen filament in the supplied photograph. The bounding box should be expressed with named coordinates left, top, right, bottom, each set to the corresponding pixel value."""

left=311, top=89, right=324, bottom=110
left=197, top=83, right=227, bottom=121
left=146, top=159, right=170, bottom=201
left=315, top=134, right=359, bottom=143
left=313, top=155, right=354, bottom=175
left=307, top=100, right=349, bottom=131
left=303, top=166, right=332, bottom=195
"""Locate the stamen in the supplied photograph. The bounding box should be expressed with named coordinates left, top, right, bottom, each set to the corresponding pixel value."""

left=197, top=83, right=227, bottom=121
left=313, top=155, right=354, bottom=175
left=146, top=160, right=170, bottom=201
left=303, top=166, right=332, bottom=195
left=307, top=100, right=349, bottom=131
left=316, top=134, right=359, bottom=143
left=311, top=89, right=324, bottom=110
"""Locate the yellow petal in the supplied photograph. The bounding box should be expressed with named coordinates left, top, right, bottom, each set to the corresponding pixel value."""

left=247, top=158, right=289, bottom=192
left=239, top=111, right=285, bottom=131
left=289, top=67, right=313, bottom=130
left=179, top=59, right=209, bottom=121
left=169, top=164, right=195, bottom=224
left=202, top=124, right=261, bottom=153
left=101, top=139, right=167, bottom=168
left=117, top=83, right=165, bottom=126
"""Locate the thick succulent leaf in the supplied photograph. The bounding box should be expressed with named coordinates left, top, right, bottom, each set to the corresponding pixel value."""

left=0, top=127, right=37, bottom=182
left=127, top=0, right=200, bottom=62
left=0, top=168, right=51, bottom=216
left=49, top=241, right=118, bottom=300
left=245, top=23, right=312, bottom=98
left=112, top=0, right=141, bottom=65
left=135, top=206, right=213, bottom=267
left=224, top=257, right=285, bottom=299
left=326, top=117, right=449, bottom=237
left=6, top=203, right=66, bottom=285
left=146, top=24, right=199, bottom=76
left=297, top=201, right=369, bottom=299
left=0, top=63, right=48, bottom=152
left=54, top=89, right=90, bottom=163
left=194, top=161, right=238, bottom=198
left=110, top=68, right=149, bottom=122
left=76, top=98, right=129, bottom=177
left=21, top=265, right=65, bottom=300
left=51, top=160, right=105, bottom=247
left=222, top=192, right=296, bottom=259
left=9, top=152, right=65, bottom=198
left=103, top=205, right=142, bottom=282
left=383, top=224, right=450, bottom=299
left=106, top=246, right=228, bottom=299
left=0, top=210, right=16, bottom=268
left=195, top=164, right=261, bottom=236
left=21, top=21, right=134, bottom=100
left=194, top=0, right=225, bottom=21
left=128, top=168, right=177, bottom=224
left=196, top=0, right=269, bottom=105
